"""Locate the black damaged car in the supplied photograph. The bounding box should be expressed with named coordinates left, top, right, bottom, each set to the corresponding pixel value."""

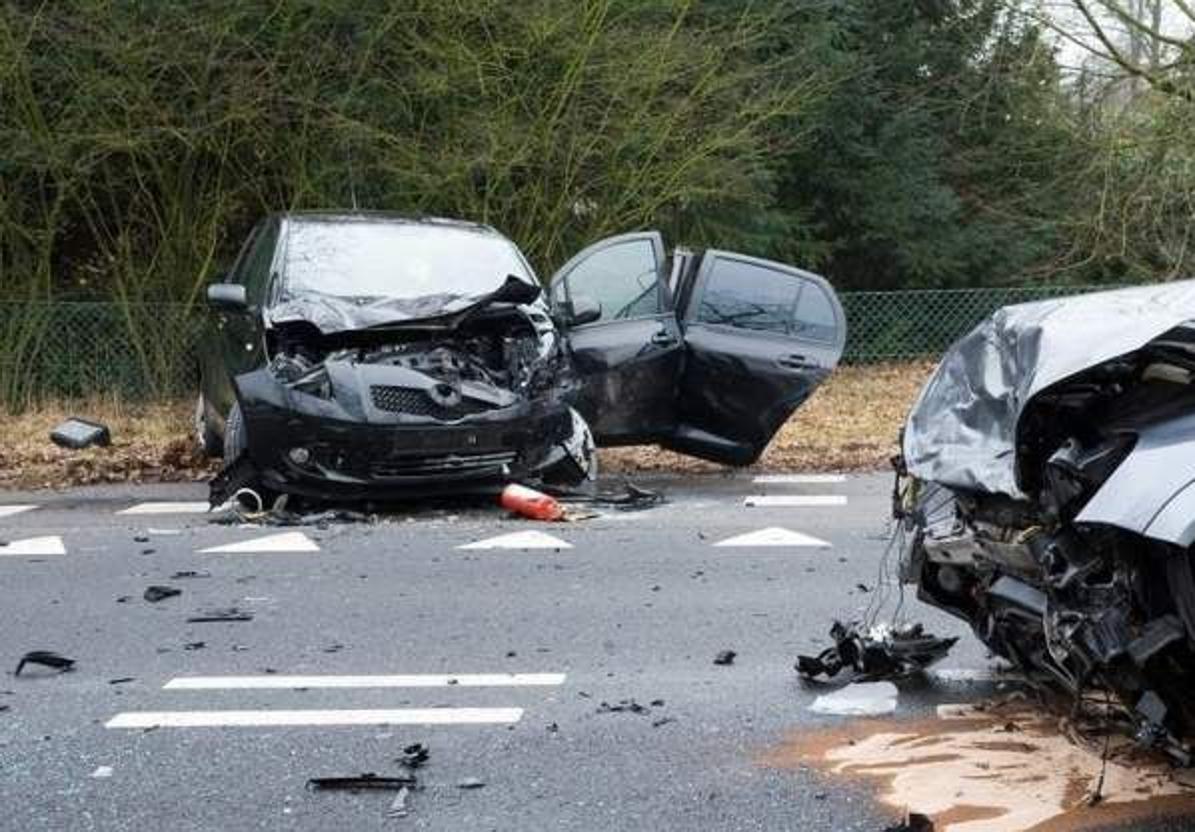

left=196, top=212, right=845, bottom=501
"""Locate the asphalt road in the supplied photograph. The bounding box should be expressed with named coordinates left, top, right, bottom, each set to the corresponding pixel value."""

left=0, top=472, right=1192, bottom=831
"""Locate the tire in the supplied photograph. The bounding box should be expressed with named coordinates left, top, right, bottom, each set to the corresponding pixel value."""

left=195, top=395, right=224, bottom=458
left=223, top=401, right=248, bottom=459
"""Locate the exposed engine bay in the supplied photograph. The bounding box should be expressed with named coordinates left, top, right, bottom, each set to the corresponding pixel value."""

left=898, top=283, right=1195, bottom=764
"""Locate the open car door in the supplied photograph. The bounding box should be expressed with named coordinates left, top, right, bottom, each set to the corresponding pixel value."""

left=667, top=249, right=846, bottom=465
left=551, top=234, right=845, bottom=465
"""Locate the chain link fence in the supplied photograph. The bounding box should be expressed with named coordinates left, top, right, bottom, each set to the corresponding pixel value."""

left=0, top=284, right=1118, bottom=408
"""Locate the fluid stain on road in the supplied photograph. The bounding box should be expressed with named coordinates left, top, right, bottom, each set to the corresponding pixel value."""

left=761, top=704, right=1195, bottom=831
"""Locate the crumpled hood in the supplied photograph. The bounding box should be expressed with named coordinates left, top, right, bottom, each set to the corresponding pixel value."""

left=268, top=275, right=543, bottom=335
left=903, top=280, right=1195, bottom=498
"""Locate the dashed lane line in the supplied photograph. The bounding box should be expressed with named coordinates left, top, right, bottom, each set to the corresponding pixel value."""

left=752, top=474, right=847, bottom=485
left=0, top=505, right=38, bottom=519
left=117, top=501, right=211, bottom=516
left=105, top=707, right=524, bottom=729
left=164, top=673, right=567, bottom=690
left=744, top=495, right=848, bottom=508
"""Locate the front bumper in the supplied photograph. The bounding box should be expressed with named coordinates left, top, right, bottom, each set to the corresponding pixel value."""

left=235, top=368, right=577, bottom=499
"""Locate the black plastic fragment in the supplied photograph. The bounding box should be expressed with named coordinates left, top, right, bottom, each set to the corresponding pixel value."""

left=457, top=777, right=485, bottom=790
left=50, top=418, right=111, bottom=450
left=108, top=677, right=135, bottom=685
left=187, top=608, right=253, bottom=623
left=398, top=743, right=429, bottom=769
left=307, top=773, right=417, bottom=791
left=143, top=585, right=181, bottom=603
left=15, top=651, right=75, bottom=676
left=713, top=650, right=737, bottom=666
left=797, top=620, right=956, bottom=682
left=209, top=451, right=260, bottom=509
left=170, top=571, right=211, bottom=580
left=883, top=813, right=934, bottom=832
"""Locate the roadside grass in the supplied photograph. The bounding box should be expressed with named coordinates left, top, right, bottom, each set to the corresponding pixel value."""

left=0, top=361, right=935, bottom=491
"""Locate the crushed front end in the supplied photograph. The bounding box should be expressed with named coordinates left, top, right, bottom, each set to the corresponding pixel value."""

left=896, top=282, right=1195, bottom=764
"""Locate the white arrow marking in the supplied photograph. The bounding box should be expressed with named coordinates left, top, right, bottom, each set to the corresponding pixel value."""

left=744, top=495, right=847, bottom=508
left=0, top=505, right=38, bottom=519
left=118, top=502, right=210, bottom=516
left=164, top=673, right=567, bottom=690
left=752, top=474, right=847, bottom=484
left=458, top=531, right=572, bottom=550
left=0, top=536, right=66, bottom=556
left=714, top=527, right=831, bottom=548
left=200, top=532, right=319, bottom=554
left=105, top=707, right=524, bottom=729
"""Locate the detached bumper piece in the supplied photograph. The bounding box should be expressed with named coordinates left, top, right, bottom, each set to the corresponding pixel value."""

left=796, top=620, right=956, bottom=682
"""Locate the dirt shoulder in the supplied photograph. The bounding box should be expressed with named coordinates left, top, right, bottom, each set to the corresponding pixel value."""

left=0, top=362, right=934, bottom=491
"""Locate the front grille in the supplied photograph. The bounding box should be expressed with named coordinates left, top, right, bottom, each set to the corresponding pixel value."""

left=369, top=450, right=517, bottom=479
left=370, top=385, right=492, bottom=420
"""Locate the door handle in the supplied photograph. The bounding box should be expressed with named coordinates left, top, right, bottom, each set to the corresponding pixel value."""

left=777, top=353, right=817, bottom=371
left=651, top=330, right=679, bottom=347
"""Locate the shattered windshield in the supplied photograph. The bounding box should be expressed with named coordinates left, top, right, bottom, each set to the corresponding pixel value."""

left=281, top=220, right=535, bottom=301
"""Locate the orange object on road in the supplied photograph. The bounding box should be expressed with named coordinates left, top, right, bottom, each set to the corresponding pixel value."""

left=500, top=483, right=565, bottom=522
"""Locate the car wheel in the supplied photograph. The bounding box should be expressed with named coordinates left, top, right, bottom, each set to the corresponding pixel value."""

left=195, top=395, right=223, bottom=458
left=223, top=401, right=248, bottom=459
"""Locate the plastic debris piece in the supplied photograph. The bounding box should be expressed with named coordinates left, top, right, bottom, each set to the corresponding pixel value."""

left=457, top=777, right=485, bottom=790
left=307, top=773, right=417, bottom=791
left=398, top=743, right=429, bottom=769
left=50, top=418, right=111, bottom=450
left=108, top=677, right=134, bottom=685
left=143, top=586, right=181, bottom=603
left=187, top=608, right=253, bottom=623
left=15, top=651, right=75, bottom=676
left=385, top=785, right=412, bottom=818
left=500, top=484, right=565, bottom=522
left=713, top=650, right=737, bottom=666
left=171, top=571, right=211, bottom=579
left=809, top=681, right=899, bottom=716
left=797, top=620, right=956, bottom=682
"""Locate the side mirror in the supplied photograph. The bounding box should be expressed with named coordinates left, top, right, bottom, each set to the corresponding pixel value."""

left=566, top=295, right=602, bottom=327
left=207, top=283, right=248, bottom=313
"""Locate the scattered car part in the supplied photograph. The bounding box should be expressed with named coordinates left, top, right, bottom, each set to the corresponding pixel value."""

left=713, top=650, right=737, bottom=666
left=397, top=743, right=429, bottom=769
left=796, top=621, right=956, bottom=682
left=898, top=281, right=1195, bottom=763
left=143, top=586, right=181, bottom=603
left=170, top=571, right=211, bottom=579
left=15, top=651, right=75, bottom=675
left=456, top=777, right=485, bottom=790
left=186, top=608, right=253, bottom=623
left=307, top=773, right=417, bottom=791
left=50, top=418, right=111, bottom=450
left=108, top=677, right=134, bottom=685
left=500, top=483, right=565, bottom=521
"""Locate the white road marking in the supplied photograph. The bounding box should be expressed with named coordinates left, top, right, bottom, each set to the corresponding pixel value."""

left=0, top=536, right=66, bottom=556
left=200, top=532, right=319, bottom=554
left=458, top=531, right=572, bottom=550
left=90, top=766, right=114, bottom=778
left=809, top=681, right=898, bottom=716
left=752, top=474, right=847, bottom=485
left=118, top=501, right=210, bottom=516
left=744, top=495, right=847, bottom=508
left=714, top=527, right=831, bottom=548
left=105, top=707, right=524, bottom=729
left=0, top=505, right=38, bottom=519
left=164, top=673, right=567, bottom=690
left=930, top=668, right=999, bottom=683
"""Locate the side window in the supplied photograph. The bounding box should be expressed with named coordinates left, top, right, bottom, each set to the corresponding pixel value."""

left=239, top=223, right=278, bottom=303
left=794, top=279, right=839, bottom=342
left=562, top=240, right=661, bottom=324
left=696, top=257, right=800, bottom=334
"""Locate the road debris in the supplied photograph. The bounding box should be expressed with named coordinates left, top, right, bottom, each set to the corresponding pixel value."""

left=90, top=765, right=114, bottom=779
left=15, top=650, right=75, bottom=676
left=183, top=641, right=206, bottom=651
left=170, top=571, right=211, bottom=579
left=187, top=607, right=254, bottom=623
left=397, top=743, right=429, bottom=769
left=883, top=813, right=933, bottom=832
left=50, top=418, right=111, bottom=450
left=108, top=677, right=134, bottom=685
left=501, top=484, right=565, bottom=521
left=809, top=681, right=899, bottom=716
left=457, top=777, right=485, bottom=789
left=713, top=650, right=737, bottom=666
left=143, top=585, right=181, bottom=603
left=385, top=785, right=412, bottom=819
left=307, top=773, right=417, bottom=791
left=796, top=621, right=955, bottom=682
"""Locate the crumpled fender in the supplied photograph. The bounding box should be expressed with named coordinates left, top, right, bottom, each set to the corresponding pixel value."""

left=1077, top=409, right=1195, bottom=547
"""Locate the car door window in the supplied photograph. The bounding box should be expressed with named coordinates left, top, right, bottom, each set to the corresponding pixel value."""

left=793, top=279, right=838, bottom=342
left=559, top=239, right=662, bottom=324
left=238, top=222, right=278, bottom=304
left=695, top=256, right=801, bottom=334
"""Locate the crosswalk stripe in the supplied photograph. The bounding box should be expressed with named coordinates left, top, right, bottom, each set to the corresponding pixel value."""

left=0, top=505, right=38, bottom=519
left=200, top=532, right=319, bottom=554
left=105, top=707, right=524, bottom=729
left=714, top=527, right=831, bottom=548
left=458, top=531, right=572, bottom=550
left=744, top=495, right=847, bottom=508
left=752, top=474, right=846, bottom=485
left=0, top=536, right=66, bottom=556
left=118, top=502, right=210, bottom=516
left=164, top=673, right=567, bottom=690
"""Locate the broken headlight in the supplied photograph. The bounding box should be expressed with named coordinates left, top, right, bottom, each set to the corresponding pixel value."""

left=289, top=366, right=333, bottom=399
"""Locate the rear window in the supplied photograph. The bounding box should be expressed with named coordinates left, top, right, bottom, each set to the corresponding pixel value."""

left=696, top=257, right=801, bottom=334
left=282, top=220, right=533, bottom=300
